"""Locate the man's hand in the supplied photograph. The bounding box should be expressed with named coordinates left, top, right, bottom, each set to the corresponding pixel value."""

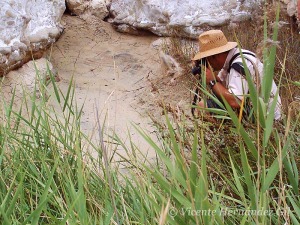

left=205, top=68, right=216, bottom=84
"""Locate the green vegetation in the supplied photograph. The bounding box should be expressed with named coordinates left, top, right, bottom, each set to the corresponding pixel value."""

left=0, top=3, right=299, bottom=225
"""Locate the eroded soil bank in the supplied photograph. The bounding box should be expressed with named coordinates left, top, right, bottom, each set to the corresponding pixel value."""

left=1, top=14, right=193, bottom=162
left=51, top=15, right=163, bottom=158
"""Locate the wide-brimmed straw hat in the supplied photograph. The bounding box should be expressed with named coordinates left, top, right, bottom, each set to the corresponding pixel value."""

left=193, top=30, right=237, bottom=60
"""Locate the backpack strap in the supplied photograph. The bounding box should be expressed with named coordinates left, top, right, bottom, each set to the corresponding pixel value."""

left=227, top=52, right=256, bottom=75
left=231, top=62, right=247, bottom=76
left=227, top=51, right=261, bottom=91
left=227, top=52, right=260, bottom=123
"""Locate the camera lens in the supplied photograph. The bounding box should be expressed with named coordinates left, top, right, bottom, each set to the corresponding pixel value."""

left=192, top=66, right=201, bottom=75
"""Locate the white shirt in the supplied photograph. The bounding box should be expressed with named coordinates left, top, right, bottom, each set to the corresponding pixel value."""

left=217, top=48, right=282, bottom=120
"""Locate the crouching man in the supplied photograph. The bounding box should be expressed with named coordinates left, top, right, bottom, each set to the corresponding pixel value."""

left=192, top=30, right=282, bottom=120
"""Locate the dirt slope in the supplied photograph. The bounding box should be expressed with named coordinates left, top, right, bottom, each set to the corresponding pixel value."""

left=48, top=15, right=191, bottom=160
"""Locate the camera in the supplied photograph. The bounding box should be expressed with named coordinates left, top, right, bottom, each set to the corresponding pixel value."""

left=191, top=59, right=207, bottom=75
left=191, top=66, right=201, bottom=75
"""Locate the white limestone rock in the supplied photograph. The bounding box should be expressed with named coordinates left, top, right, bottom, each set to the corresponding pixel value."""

left=280, top=0, right=299, bottom=28
left=109, top=0, right=263, bottom=38
left=66, top=0, right=110, bottom=20
left=280, top=0, right=297, bottom=17
left=0, top=0, right=65, bottom=76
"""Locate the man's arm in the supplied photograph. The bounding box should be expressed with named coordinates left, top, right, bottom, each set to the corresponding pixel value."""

left=205, top=68, right=241, bottom=109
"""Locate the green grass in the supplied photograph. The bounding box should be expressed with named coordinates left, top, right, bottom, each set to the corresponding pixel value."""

left=0, top=3, right=299, bottom=225
left=0, top=56, right=298, bottom=224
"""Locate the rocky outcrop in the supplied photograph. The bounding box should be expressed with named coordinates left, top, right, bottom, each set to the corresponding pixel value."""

left=281, top=0, right=298, bottom=17
left=66, top=0, right=110, bottom=20
left=281, top=0, right=299, bottom=26
left=1, top=0, right=298, bottom=77
left=108, top=0, right=263, bottom=38
left=0, top=0, right=65, bottom=76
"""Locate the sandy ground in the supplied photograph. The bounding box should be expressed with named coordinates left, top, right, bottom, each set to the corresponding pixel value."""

left=1, top=14, right=193, bottom=162
left=49, top=15, right=165, bottom=159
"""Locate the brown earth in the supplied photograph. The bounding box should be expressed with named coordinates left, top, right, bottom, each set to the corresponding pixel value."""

left=0, top=14, right=196, bottom=162
left=47, top=15, right=193, bottom=160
